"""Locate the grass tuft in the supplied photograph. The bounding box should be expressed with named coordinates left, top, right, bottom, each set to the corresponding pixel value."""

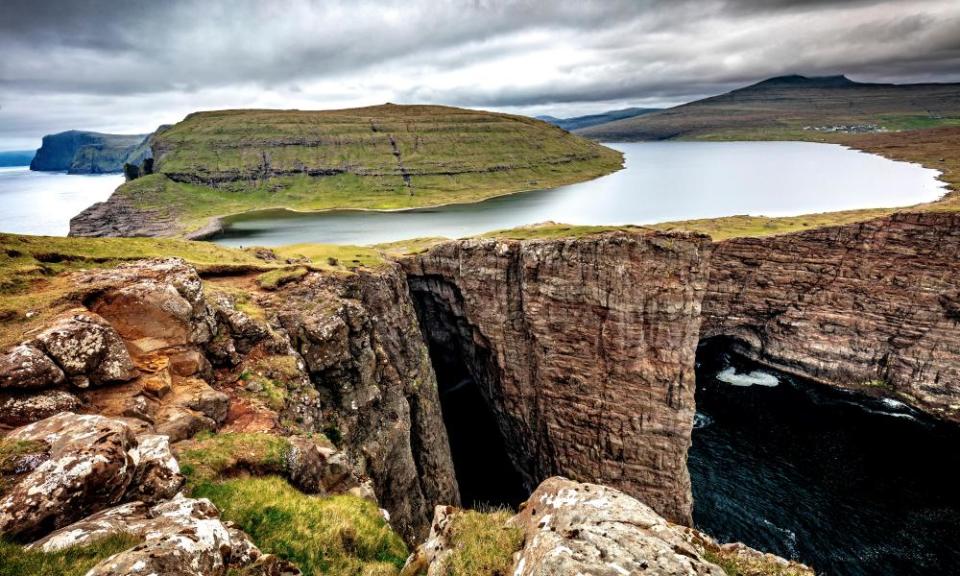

left=256, top=267, right=309, bottom=290
left=192, top=476, right=407, bottom=576
left=176, top=432, right=291, bottom=489
left=0, top=534, right=140, bottom=576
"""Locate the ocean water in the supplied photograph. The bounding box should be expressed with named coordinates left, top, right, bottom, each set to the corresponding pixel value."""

left=691, top=340, right=960, bottom=576
left=213, top=141, right=946, bottom=246
left=0, top=167, right=122, bottom=236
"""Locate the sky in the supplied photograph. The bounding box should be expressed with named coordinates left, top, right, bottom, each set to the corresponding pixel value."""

left=1, top=0, right=959, bottom=150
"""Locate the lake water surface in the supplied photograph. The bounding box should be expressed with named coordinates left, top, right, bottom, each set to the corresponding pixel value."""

left=214, top=141, right=946, bottom=246
left=0, top=167, right=123, bottom=236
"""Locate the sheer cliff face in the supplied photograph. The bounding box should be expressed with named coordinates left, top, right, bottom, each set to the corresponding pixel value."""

left=272, top=267, right=460, bottom=542
left=403, top=231, right=712, bottom=525
left=703, top=211, right=960, bottom=421
left=29, top=130, right=148, bottom=174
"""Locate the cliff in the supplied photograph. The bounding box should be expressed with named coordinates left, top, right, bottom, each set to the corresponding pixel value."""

left=702, top=210, right=960, bottom=421
left=68, top=105, right=622, bottom=238
left=402, top=230, right=711, bottom=525
left=30, top=130, right=149, bottom=174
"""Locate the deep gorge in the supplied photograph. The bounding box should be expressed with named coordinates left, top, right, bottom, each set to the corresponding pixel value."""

left=397, top=210, right=960, bottom=573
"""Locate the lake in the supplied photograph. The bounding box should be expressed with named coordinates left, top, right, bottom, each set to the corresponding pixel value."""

left=213, top=141, right=946, bottom=246
left=0, top=167, right=123, bottom=236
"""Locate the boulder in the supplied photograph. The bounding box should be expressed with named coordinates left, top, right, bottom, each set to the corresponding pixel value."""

left=31, top=311, right=138, bottom=388
left=125, top=434, right=183, bottom=504
left=33, top=495, right=269, bottom=576
left=285, top=436, right=359, bottom=494
left=0, top=344, right=65, bottom=390
left=400, top=505, right=457, bottom=576
left=0, top=389, right=82, bottom=427
left=507, top=477, right=813, bottom=576
left=0, top=413, right=139, bottom=539
left=82, top=258, right=217, bottom=351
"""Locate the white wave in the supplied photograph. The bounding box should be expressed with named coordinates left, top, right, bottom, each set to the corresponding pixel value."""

left=716, top=366, right=780, bottom=387
left=880, top=398, right=908, bottom=410
left=693, top=412, right=714, bottom=429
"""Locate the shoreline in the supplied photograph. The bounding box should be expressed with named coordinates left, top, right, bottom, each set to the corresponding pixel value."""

left=200, top=139, right=952, bottom=245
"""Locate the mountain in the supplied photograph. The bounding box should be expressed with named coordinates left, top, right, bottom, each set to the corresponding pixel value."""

left=577, top=74, right=960, bottom=141
left=0, top=150, right=35, bottom=168
left=70, top=104, right=623, bottom=238
left=536, top=107, right=660, bottom=131
left=30, top=130, right=150, bottom=174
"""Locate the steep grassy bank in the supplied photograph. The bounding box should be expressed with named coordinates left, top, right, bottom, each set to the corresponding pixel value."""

left=70, top=105, right=622, bottom=238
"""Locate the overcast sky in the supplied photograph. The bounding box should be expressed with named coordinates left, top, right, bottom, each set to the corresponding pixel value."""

left=1, top=0, right=959, bottom=149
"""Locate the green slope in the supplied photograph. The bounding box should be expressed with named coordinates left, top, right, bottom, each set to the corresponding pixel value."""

left=71, top=104, right=622, bottom=238
left=577, top=75, right=960, bottom=141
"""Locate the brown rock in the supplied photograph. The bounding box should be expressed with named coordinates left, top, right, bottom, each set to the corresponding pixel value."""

left=0, top=389, right=82, bottom=427
left=703, top=211, right=960, bottom=421
left=506, top=477, right=811, bottom=576
left=0, top=344, right=65, bottom=390
left=31, top=310, right=138, bottom=387
left=286, top=436, right=358, bottom=494
left=0, top=413, right=138, bottom=539
left=125, top=434, right=184, bottom=504
left=274, top=266, right=460, bottom=543
left=155, top=406, right=217, bottom=442
left=404, top=230, right=710, bottom=525
left=80, top=258, right=216, bottom=349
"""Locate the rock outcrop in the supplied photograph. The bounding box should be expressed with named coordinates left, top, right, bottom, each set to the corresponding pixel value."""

left=0, top=412, right=292, bottom=576
left=0, top=256, right=458, bottom=543
left=703, top=211, right=960, bottom=421
left=268, top=266, right=460, bottom=543
left=30, top=130, right=149, bottom=174
left=0, top=412, right=182, bottom=540
left=403, top=230, right=711, bottom=525
left=406, top=476, right=813, bottom=576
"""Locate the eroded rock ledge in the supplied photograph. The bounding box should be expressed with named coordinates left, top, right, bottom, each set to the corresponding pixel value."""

left=704, top=211, right=960, bottom=421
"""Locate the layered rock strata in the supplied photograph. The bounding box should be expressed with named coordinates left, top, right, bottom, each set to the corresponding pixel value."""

left=403, top=231, right=711, bottom=525
left=703, top=211, right=960, bottom=421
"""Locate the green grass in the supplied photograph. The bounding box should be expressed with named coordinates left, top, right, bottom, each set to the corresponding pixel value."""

left=0, top=232, right=388, bottom=347
left=0, top=439, right=47, bottom=497
left=192, top=476, right=407, bottom=576
left=482, top=223, right=649, bottom=241
left=256, top=267, right=309, bottom=290
left=701, top=549, right=811, bottom=576
left=105, top=105, right=623, bottom=236
left=442, top=509, right=523, bottom=576
left=0, top=534, right=140, bottom=576
left=176, top=432, right=292, bottom=489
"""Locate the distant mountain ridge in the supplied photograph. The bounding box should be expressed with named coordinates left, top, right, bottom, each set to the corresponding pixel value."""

left=537, top=107, right=660, bottom=131
left=30, top=130, right=150, bottom=174
left=577, top=74, right=960, bottom=141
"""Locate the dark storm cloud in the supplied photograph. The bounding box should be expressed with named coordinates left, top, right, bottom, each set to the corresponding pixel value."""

left=1, top=0, right=958, bottom=148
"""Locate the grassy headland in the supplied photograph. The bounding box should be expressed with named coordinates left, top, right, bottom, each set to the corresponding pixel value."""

left=74, top=105, right=622, bottom=237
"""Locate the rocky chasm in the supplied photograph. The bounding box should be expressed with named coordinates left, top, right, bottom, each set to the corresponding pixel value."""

left=2, top=213, right=958, bottom=573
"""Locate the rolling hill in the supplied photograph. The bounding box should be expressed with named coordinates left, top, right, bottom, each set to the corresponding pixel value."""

left=536, top=107, right=660, bottom=131
left=577, top=75, right=960, bottom=141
